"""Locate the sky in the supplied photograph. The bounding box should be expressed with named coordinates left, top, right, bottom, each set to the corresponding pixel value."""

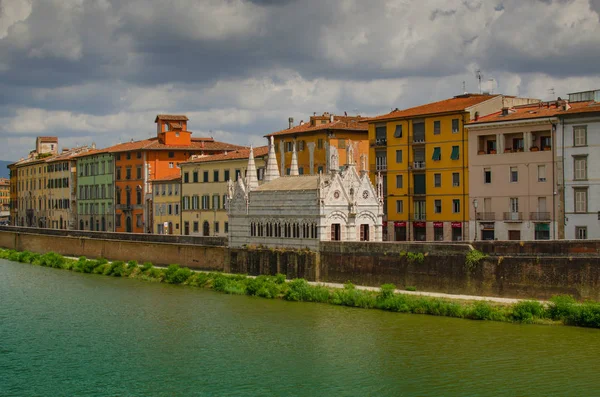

left=1, top=0, right=599, bottom=161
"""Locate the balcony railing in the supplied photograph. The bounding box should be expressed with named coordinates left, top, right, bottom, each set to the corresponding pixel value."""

left=370, top=138, right=387, bottom=147
left=375, top=163, right=387, bottom=171
left=503, top=212, right=523, bottom=221
left=412, top=161, right=426, bottom=170
left=410, top=213, right=427, bottom=221
left=476, top=212, right=496, bottom=221
left=412, top=135, right=425, bottom=144
left=530, top=212, right=551, bottom=221
left=409, top=188, right=426, bottom=196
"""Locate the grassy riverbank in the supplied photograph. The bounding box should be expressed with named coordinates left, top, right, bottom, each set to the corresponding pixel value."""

left=2, top=248, right=600, bottom=328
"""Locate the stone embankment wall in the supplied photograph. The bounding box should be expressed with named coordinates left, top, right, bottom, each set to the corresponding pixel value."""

left=1, top=227, right=600, bottom=300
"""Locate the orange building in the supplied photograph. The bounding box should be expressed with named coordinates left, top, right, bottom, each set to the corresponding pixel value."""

left=265, top=113, right=369, bottom=175
left=110, top=115, right=243, bottom=233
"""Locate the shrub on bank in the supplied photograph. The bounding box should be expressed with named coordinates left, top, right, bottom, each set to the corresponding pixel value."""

left=4, top=247, right=600, bottom=329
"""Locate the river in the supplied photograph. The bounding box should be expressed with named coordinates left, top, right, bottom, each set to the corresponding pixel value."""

left=1, top=258, right=599, bottom=396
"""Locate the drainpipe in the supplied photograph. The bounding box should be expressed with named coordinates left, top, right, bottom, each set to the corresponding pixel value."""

left=407, top=120, right=411, bottom=242
left=462, top=113, right=466, bottom=241
left=560, top=118, right=565, bottom=239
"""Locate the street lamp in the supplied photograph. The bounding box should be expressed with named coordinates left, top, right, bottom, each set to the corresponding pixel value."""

left=473, top=198, right=478, bottom=241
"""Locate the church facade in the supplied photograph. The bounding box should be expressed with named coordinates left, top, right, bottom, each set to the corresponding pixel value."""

left=228, top=137, right=384, bottom=250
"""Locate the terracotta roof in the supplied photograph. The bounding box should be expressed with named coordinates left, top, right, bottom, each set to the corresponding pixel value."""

left=469, top=101, right=599, bottom=125
left=0, top=178, right=9, bottom=186
left=37, top=136, right=59, bottom=142
left=365, top=94, right=498, bottom=122
left=254, top=175, right=320, bottom=191
left=46, top=146, right=90, bottom=162
left=107, top=137, right=243, bottom=153
left=154, top=114, right=189, bottom=122
left=183, top=146, right=269, bottom=164
left=152, top=174, right=182, bottom=183
left=265, top=116, right=368, bottom=138
left=72, top=148, right=110, bottom=159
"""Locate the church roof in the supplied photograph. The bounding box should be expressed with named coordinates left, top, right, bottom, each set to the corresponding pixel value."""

left=254, top=175, right=320, bottom=191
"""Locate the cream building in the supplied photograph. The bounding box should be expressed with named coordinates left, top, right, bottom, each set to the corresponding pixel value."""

left=151, top=175, right=181, bottom=234
left=228, top=138, right=384, bottom=250
left=180, top=147, right=268, bottom=236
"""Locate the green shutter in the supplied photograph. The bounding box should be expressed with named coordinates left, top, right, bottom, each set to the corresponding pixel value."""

left=432, top=147, right=441, bottom=161
left=535, top=223, right=550, bottom=232
left=451, top=146, right=460, bottom=160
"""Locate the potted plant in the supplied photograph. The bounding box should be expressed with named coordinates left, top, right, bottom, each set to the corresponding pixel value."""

left=490, top=149, right=497, bottom=154
left=530, top=146, right=539, bottom=152
left=504, top=148, right=513, bottom=153
left=478, top=150, right=485, bottom=155
left=516, top=147, right=524, bottom=152
left=543, top=146, right=551, bottom=151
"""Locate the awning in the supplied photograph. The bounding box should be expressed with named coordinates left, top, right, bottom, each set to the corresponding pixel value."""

left=451, top=146, right=460, bottom=160
left=451, top=222, right=462, bottom=228
left=432, top=147, right=441, bottom=161
left=535, top=223, right=550, bottom=232
left=433, top=221, right=443, bottom=228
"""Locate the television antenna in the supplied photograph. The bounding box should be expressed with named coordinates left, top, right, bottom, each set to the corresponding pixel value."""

left=475, top=69, right=483, bottom=94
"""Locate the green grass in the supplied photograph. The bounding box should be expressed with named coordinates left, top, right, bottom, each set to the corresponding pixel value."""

left=2, top=248, right=600, bottom=328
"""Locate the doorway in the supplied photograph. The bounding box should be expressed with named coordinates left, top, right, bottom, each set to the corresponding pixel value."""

left=203, top=221, right=210, bottom=236
left=126, top=216, right=132, bottom=233
left=508, top=230, right=521, bottom=241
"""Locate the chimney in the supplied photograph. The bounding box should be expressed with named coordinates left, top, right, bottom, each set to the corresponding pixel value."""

left=330, top=114, right=334, bottom=123
left=288, top=117, right=294, bottom=129
left=300, top=120, right=304, bottom=125
left=501, top=107, right=509, bottom=116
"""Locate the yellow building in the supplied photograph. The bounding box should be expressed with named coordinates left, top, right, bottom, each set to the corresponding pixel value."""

left=179, top=146, right=268, bottom=236
left=367, top=94, right=539, bottom=241
left=0, top=177, right=9, bottom=222
left=151, top=175, right=181, bottom=234
left=265, top=113, right=369, bottom=176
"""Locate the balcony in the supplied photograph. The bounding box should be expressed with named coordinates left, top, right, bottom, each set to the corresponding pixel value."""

left=530, top=212, right=551, bottom=221
left=375, top=163, right=387, bottom=172
left=370, top=138, right=387, bottom=147
left=412, top=161, right=426, bottom=170
left=503, top=212, right=523, bottom=222
left=476, top=212, right=496, bottom=221
left=412, top=135, right=425, bottom=144
left=410, top=213, right=427, bottom=221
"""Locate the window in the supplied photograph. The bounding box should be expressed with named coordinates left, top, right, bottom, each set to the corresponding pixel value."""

left=574, top=156, right=587, bottom=180
left=213, top=170, right=219, bottom=182
left=298, top=167, right=304, bottom=175
left=432, top=147, right=441, bottom=161
left=169, top=162, right=174, bottom=169
left=512, top=138, right=524, bottom=151
left=168, top=184, right=173, bottom=195
left=136, top=214, right=142, bottom=227
left=452, top=118, right=459, bottom=133
left=189, top=171, right=196, bottom=183
left=575, top=226, right=587, bottom=240
left=168, top=151, right=174, bottom=158
left=318, top=166, right=324, bottom=174
left=510, top=197, right=519, bottom=213
left=235, top=169, right=241, bottom=181
left=450, top=146, right=459, bottom=160
left=126, top=152, right=131, bottom=160
left=203, top=171, right=209, bottom=182
left=537, top=165, right=546, bottom=182
left=126, top=168, right=131, bottom=180
left=434, top=173, right=441, bottom=188
left=136, top=190, right=142, bottom=205
left=338, top=140, right=346, bottom=149
left=574, top=188, right=587, bottom=213
left=183, top=196, right=190, bottom=210
left=484, top=168, right=492, bottom=184
left=510, top=166, right=518, bottom=183
left=298, top=140, right=305, bottom=151
left=167, top=204, right=173, bottom=215
left=224, top=170, right=230, bottom=181
left=434, top=199, right=442, bottom=213
left=184, top=172, right=189, bottom=183
left=214, top=222, right=219, bottom=234
left=395, top=150, right=402, bottom=163
left=573, top=126, right=587, bottom=146
left=434, top=226, right=444, bottom=241
left=193, top=222, right=199, bottom=233
left=284, top=141, right=293, bottom=152
left=116, top=214, right=121, bottom=227
left=137, top=151, right=142, bottom=159
left=394, top=125, right=402, bottom=138
left=317, top=139, right=324, bottom=149
left=213, top=195, right=220, bottom=210
left=396, top=174, right=403, bottom=188
left=359, top=224, right=369, bottom=241
left=331, top=223, right=341, bottom=241
left=136, top=166, right=142, bottom=179
left=433, top=120, right=441, bottom=135
left=396, top=199, right=403, bottom=213
left=452, top=172, right=460, bottom=187
left=225, top=222, right=229, bottom=233
left=175, top=204, right=179, bottom=215
left=202, top=195, right=210, bottom=210
left=190, top=195, right=198, bottom=210
left=453, top=199, right=460, bottom=213
left=116, top=153, right=121, bottom=160
left=540, top=136, right=552, bottom=150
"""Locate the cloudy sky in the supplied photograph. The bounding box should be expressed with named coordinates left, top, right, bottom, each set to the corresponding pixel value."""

left=1, top=0, right=599, bottom=161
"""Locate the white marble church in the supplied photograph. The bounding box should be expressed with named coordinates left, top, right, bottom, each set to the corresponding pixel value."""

left=227, top=137, right=384, bottom=249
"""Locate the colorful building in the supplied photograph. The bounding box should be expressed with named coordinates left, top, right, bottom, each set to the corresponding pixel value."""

left=467, top=102, right=562, bottom=241
left=109, top=115, right=243, bottom=233
left=265, top=113, right=369, bottom=176
left=180, top=146, right=268, bottom=236
left=45, top=147, right=89, bottom=229
left=366, top=94, right=539, bottom=241
left=151, top=175, right=181, bottom=235
left=556, top=90, right=600, bottom=240
left=75, top=149, right=115, bottom=231
left=0, top=177, right=9, bottom=222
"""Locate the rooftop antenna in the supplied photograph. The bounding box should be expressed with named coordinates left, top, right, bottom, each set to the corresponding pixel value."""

left=462, top=80, right=466, bottom=94
left=548, top=87, right=555, bottom=100
left=476, top=69, right=483, bottom=94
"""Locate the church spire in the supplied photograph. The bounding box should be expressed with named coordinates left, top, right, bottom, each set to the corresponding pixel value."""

left=246, top=145, right=258, bottom=191
left=290, top=140, right=299, bottom=176
left=264, top=136, right=280, bottom=183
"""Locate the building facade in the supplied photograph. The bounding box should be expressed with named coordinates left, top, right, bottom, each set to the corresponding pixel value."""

left=228, top=138, right=383, bottom=249
left=467, top=104, right=560, bottom=241
left=109, top=115, right=242, bottom=233
left=557, top=90, right=600, bottom=240
left=266, top=112, right=369, bottom=177
left=180, top=146, right=268, bottom=237
left=152, top=175, right=181, bottom=235
left=75, top=149, right=115, bottom=231
left=0, top=178, right=9, bottom=222
left=367, top=94, right=539, bottom=242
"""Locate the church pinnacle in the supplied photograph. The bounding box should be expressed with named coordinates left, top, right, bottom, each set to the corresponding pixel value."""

left=246, top=145, right=258, bottom=191
left=290, top=140, right=299, bottom=176
left=264, top=136, right=280, bottom=183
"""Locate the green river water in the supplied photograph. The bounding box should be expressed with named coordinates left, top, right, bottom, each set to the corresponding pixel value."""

left=1, top=258, right=599, bottom=396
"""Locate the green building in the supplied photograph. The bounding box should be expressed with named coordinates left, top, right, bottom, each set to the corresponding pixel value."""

left=75, top=149, right=115, bottom=231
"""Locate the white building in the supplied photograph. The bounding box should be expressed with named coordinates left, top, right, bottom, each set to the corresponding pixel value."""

left=228, top=137, right=384, bottom=249
left=556, top=90, right=600, bottom=239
